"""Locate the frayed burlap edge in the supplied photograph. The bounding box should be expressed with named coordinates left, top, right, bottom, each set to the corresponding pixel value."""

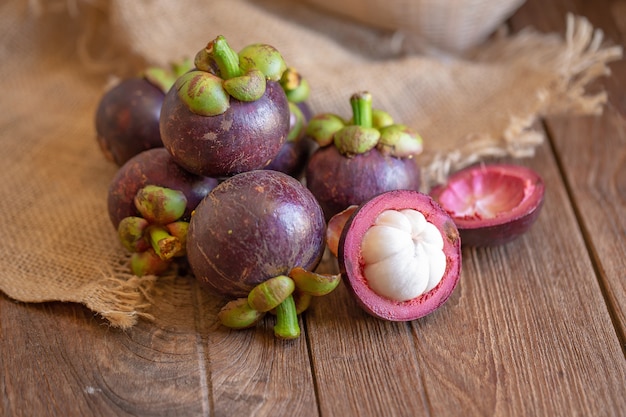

left=421, top=14, right=623, bottom=189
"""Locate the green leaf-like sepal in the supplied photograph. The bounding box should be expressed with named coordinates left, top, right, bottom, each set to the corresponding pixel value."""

left=334, top=125, right=380, bottom=156
left=223, top=68, right=267, bottom=102
left=238, top=43, right=287, bottom=81
left=175, top=70, right=230, bottom=116
left=377, top=124, right=424, bottom=158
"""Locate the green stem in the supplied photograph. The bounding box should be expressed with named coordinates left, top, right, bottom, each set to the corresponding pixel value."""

left=147, top=225, right=181, bottom=260
left=274, top=295, right=300, bottom=339
left=210, top=35, right=243, bottom=79
left=350, top=91, right=373, bottom=128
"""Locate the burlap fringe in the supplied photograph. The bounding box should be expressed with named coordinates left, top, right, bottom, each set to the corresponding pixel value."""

left=84, top=255, right=160, bottom=329
left=422, top=14, right=624, bottom=189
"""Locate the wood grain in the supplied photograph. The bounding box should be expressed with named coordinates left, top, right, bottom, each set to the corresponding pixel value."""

left=2, top=1, right=626, bottom=416
left=511, top=0, right=626, bottom=350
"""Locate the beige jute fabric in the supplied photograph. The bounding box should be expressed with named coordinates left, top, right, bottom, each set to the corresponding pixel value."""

left=0, top=0, right=621, bottom=328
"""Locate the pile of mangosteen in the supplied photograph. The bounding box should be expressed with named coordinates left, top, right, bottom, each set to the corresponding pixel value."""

left=96, top=35, right=545, bottom=338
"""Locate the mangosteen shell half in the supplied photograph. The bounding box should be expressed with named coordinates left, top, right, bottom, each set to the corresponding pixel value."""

left=429, top=164, right=545, bottom=247
left=160, top=80, right=290, bottom=178
left=338, top=190, right=462, bottom=322
left=187, top=169, right=327, bottom=298
left=107, top=148, right=218, bottom=228
left=305, top=146, right=421, bottom=221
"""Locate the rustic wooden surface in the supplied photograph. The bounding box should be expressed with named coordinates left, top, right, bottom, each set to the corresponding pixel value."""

left=2, top=0, right=625, bottom=416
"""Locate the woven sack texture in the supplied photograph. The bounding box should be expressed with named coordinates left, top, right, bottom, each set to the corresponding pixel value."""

left=0, top=0, right=621, bottom=328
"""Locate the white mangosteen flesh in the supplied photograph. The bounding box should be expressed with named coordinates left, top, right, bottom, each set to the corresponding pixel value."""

left=360, top=209, right=446, bottom=302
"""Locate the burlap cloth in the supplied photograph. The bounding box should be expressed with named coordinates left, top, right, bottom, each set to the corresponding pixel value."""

left=0, top=0, right=621, bottom=328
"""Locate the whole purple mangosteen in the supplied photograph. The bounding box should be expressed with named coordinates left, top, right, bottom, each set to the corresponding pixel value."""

left=95, top=60, right=192, bottom=166
left=187, top=169, right=326, bottom=298
left=159, top=35, right=291, bottom=178
left=305, top=91, right=423, bottom=221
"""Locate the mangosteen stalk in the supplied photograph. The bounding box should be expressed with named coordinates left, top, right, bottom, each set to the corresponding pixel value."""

left=146, top=225, right=181, bottom=261
left=209, top=36, right=244, bottom=80
left=274, top=295, right=300, bottom=339
left=351, top=91, right=373, bottom=129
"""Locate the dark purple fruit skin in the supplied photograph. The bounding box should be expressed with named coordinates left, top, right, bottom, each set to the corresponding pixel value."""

left=187, top=170, right=326, bottom=298
left=264, top=100, right=317, bottom=179
left=95, top=77, right=164, bottom=166
left=107, top=148, right=218, bottom=228
left=160, top=80, right=290, bottom=178
left=265, top=136, right=317, bottom=179
left=305, top=145, right=421, bottom=221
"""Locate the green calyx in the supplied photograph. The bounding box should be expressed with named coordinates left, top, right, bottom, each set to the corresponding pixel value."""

left=118, top=216, right=150, bottom=253
left=117, top=185, right=191, bottom=277
left=143, top=58, right=194, bottom=93
left=185, top=35, right=289, bottom=113
left=218, top=298, right=266, bottom=329
left=289, top=267, right=341, bottom=297
left=134, top=185, right=187, bottom=225
left=334, top=125, right=380, bottom=156
left=248, top=275, right=295, bottom=312
left=130, top=249, right=171, bottom=277
left=280, top=67, right=310, bottom=103
left=307, top=91, right=425, bottom=158
left=223, top=68, right=267, bottom=102
left=175, top=70, right=230, bottom=116
left=305, top=114, right=346, bottom=147
left=217, top=266, right=342, bottom=339
left=238, top=43, right=287, bottom=82
left=377, top=124, right=423, bottom=158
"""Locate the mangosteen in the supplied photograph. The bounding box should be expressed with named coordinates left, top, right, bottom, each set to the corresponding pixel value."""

left=95, top=60, right=192, bottom=166
left=159, top=35, right=291, bottom=178
left=187, top=169, right=326, bottom=297
left=429, top=163, right=545, bottom=246
left=107, top=148, right=218, bottom=229
left=337, top=190, right=461, bottom=321
left=305, top=91, right=423, bottom=221
left=187, top=170, right=336, bottom=339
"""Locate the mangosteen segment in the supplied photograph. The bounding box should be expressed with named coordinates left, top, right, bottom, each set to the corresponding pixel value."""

left=339, top=190, right=461, bottom=322
left=430, top=164, right=545, bottom=246
left=361, top=209, right=446, bottom=302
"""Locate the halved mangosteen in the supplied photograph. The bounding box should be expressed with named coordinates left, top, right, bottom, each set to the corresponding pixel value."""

left=337, top=190, right=462, bottom=322
left=429, top=163, right=545, bottom=247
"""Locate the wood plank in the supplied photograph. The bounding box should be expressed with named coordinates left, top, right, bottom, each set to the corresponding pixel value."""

left=307, top=137, right=626, bottom=416
left=511, top=0, right=626, bottom=341
left=0, top=275, right=318, bottom=416
left=414, top=144, right=626, bottom=417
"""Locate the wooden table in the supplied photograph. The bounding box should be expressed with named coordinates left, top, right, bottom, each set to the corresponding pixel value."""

left=2, top=0, right=625, bottom=415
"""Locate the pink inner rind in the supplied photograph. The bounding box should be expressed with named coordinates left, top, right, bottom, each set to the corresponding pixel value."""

left=338, top=190, right=462, bottom=321
left=432, top=164, right=544, bottom=230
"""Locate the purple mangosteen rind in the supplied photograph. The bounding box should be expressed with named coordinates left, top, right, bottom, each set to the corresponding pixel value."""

left=107, top=148, right=218, bottom=229
left=305, top=145, right=422, bottom=221
left=95, top=77, right=165, bottom=166
left=187, top=170, right=327, bottom=298
left=429, top=164, right=545, bottom=247
left=160, top=78, right=290, bottom=178
left=338, top=190, right=462, bottom=322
